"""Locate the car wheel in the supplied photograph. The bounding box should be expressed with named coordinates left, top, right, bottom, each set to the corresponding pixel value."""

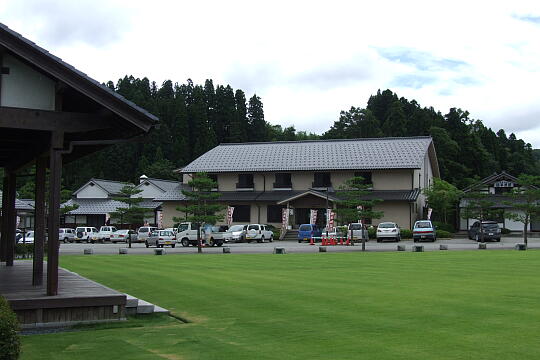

left=63, top=237, right=68, bottom=243
left=298, top=239, right=302, bottom=243
left=181, top=238, right=189, bottom=247
left=210, top=238, right=215, bottom=247
left=475, top=234, right=479, bottom=242
left=269, top=236, right=273, bottom=242
left=145, top=241, right=149, bottom=248
left=376, top=239, right=381, bottom=243
left=171, top=244, right=176, bottom=248
left=217, top=242, right=223, bottom=247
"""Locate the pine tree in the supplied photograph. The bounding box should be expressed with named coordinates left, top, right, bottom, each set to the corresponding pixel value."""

left=248, top=94, right=266, bottom=141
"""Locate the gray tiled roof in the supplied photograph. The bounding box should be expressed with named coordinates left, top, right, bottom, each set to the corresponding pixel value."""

left=63, top=198, right=160, bottom=215
left=0, top=191, right=35, bottom=211
left=153, top=183, right=189, bottom=201
left=181, top=137, right=434, bottom=173
left=143, top=178, right=180, bottom=192
left=73, top=179, right=134, bottom=197
left=0, top=23, right=159, bottom=125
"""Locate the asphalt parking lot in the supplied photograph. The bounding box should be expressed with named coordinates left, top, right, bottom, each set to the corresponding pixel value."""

left=58, top=237, right=538, bottom=255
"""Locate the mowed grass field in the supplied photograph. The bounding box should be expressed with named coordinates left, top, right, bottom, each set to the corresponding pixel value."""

left=21, top=251, right=540, bottom=360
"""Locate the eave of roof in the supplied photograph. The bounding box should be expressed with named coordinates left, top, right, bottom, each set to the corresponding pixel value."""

left=0, top=23, right=158, bottom=132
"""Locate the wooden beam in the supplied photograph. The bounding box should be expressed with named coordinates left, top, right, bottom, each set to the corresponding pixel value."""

left=0, top=106, right=111, bottom=132
left=5, top=171, right=16, bottom=266
left=0, top=176, right=8, bottom=262
left=33, top=155, right=46, bottom=286
left=47, top=131, right=63, bottom=296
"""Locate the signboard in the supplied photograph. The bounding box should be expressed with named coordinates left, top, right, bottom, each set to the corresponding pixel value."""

left=494, top=180, right=514, bottom=188
left=157, top=210, right=163, bottom=229
left=226, top=206, right=235, bottom=225
left=310, top=209, right=318, bottom=225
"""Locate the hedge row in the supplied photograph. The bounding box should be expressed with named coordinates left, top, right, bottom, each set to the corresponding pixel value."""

left=0, top=296, right=20, bottom=360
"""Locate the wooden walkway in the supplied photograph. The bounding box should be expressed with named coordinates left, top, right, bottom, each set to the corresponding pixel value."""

left=0, top=261, right=126, bottom=327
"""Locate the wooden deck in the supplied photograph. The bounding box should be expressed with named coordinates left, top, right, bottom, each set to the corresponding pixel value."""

left=0, top=261, right=126, bottom=327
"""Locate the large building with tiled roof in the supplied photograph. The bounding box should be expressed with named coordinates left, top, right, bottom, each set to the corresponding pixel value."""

left=159, top=137, right=440, bottom=230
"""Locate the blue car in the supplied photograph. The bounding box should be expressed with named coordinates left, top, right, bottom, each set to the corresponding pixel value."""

left=298, top=224, right=322, bottom=243
left=412, top=220, right=436, bottom=242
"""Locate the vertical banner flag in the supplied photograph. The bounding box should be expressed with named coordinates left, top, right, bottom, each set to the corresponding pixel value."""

left=357, top=205, right=363, bottom=225
left=157, top=210, right=163, bottom=229
left=329, top=211, right=336, bottom=229
left=326, top=209, right=336, bottom=229
left=282, top=208, right=289, bottom=229
left=427, top=208, right=433, bottom=220
left=227, top=206, right=235, bottom=225
left=310, top=209, right=318, bottom=225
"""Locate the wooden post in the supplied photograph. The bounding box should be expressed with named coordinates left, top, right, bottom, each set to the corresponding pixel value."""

left=33, top=156, right=47, bottom=286
left=0, top=176, right=9, bottom=262
left=5, top=171, right=16, bottom=266
left=47, top=132, right=63, bottom=296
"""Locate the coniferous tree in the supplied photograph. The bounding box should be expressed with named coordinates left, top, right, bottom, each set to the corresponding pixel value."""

left=248, top=94, right=266, bottom=141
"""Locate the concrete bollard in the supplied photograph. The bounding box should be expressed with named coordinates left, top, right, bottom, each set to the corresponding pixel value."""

left=273, top=247, right=286, bottom=254
left=397, top=245, right=406, bottom=251
left=319, top=246, right=327, bottom=252
left=439, top=244, right=448, bottom=250
left=478, top=243, right=487, bottom=250
left=83, top=248, right=93, bottom=255
left=515, top=243, right=527, bottom=251
left=412, top=245, right=424, bottom=252
left=223, top=247, right=231, bottom=253
left=119, top=248, right=128, bottom=255
left=154, top=248, right=166, bottom=255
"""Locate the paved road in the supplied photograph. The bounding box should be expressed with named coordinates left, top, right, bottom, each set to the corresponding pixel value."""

left=58, top=237, right=538, bottom=255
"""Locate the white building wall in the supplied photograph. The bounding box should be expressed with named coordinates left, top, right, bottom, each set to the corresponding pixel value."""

left=1, top=54, right=56, bottom=110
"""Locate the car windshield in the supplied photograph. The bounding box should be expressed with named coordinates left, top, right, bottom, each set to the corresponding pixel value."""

left=139, top=228, right=148, bottom=233
left=299, top=225, right=312, bottom=231
left=160, top=231, right=173, bottom=236
left=229, top=225, right=244, bottom=232
left=415, top=221, right=432, bottom=228
left=483, top=222, right=499, bottom=229
left=177, top=224, right=188, bottom=232
left=349, top=224, right=362, bottom=230
left=378, top=223, right=396, bottom=229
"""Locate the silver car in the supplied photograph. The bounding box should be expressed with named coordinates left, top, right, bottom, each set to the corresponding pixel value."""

left=223, top=224, right=247, bottom=243
left=376, top=222, right=401, bottom=242
left=59, top=228, right=76, bottom=243
left=145, top=230, right=176, bottom=248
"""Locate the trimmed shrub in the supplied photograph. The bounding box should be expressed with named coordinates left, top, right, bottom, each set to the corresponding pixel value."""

left=0, top=296, right=20, bottom=360
left=14, top=244, right=33, bottom=259
left=433, top=221, right=455, bottom=233
left=400, top=229, right=413, bottom=239
left=368, top=227, right=376, bottom=239
left=436, top=230, right=452, bottom=239
left=501, top=228, right=511, bottom=235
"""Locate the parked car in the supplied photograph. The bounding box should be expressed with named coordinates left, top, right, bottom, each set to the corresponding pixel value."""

left=468, top=221, right=501, bottom=242
left=321, top=226, right=344, bottom=238
left=223, top=224, right=248, bottom=243
left=75, top=227, right=100, bottom=243
left=98, top=226, right=118, bottom=242
left=204, top=225, right=228, bottom=246
left=59, top=228, right=75, bottom=243
left=176, top=222, right=201, bottom=247
left=298, top=224, right=322, bottom=243
left=145, top=229, right=176, bottom=248
left=348, top=223, right=367, bottom=242
left=376, top=222, right=401, bottom=242
left=136, top=226, right=157, bottom=243
left=17, top=231, right=34, bottom=244
left=110, top=229, right=136, bottom=243
left=245, top=224, right=274, bottom=243
left=412, top=220, right=436, bottom=242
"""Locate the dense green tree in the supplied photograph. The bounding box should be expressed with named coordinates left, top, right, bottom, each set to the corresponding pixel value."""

left=247, top=95, right=266, bottom=141
left=504, top=175, right=540, bottom=246
left=423, top=178, right=462, bottom=224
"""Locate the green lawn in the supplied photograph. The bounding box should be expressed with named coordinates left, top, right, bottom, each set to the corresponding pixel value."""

left=21, top=251, right=540, bottom=360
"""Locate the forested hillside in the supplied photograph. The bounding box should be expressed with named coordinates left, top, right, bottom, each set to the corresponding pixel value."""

left=4, top=77, right=538, bottom=195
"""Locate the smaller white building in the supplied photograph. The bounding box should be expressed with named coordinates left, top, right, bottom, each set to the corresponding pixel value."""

left=459, top=172, right=540, bottom=232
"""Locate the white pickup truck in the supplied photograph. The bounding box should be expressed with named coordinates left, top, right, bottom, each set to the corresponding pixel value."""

left=245, top=224, right=274, bottom=243
left=176, top=222, right=202, bottom=247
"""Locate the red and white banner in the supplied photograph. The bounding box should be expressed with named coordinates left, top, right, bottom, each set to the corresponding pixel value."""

left=310, top=209, right=318, bottom=225
left=282, top=208, right=289, bottom=229
left=326, top=209, right=335, bottom=229
left=227, top=206, right=235, bottom=225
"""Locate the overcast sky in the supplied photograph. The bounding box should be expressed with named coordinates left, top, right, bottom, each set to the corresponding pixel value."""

left=2, top=1, right=540, bottom=147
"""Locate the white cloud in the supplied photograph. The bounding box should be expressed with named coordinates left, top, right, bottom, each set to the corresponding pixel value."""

left=1, top=0, right=540, bottom=146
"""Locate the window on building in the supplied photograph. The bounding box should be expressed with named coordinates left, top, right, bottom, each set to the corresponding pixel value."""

left=237, top=174, right=254, bottom=189
left=232, top=205, right=251, bottom=222
left=313, top=172, right=331, bottom=187
left=354, top=171, right=373, bottom=186
left=274, top=173, right=292, bottom=188
left=267, top=205, right=285, bottom=223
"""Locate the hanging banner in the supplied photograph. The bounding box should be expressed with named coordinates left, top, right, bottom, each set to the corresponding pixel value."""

left=329, top=210, right=336, bottom=229
left=310, top=209, right=318, bottom=225
left=157, top=210, right=163, bottom=229
left=427, top=208, right=433, bottom=220
left=282, top=208, right=289, bottom=229
left=227, top=206, right=235, bottom=225
left=357, top=205, right=363, bottom=225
